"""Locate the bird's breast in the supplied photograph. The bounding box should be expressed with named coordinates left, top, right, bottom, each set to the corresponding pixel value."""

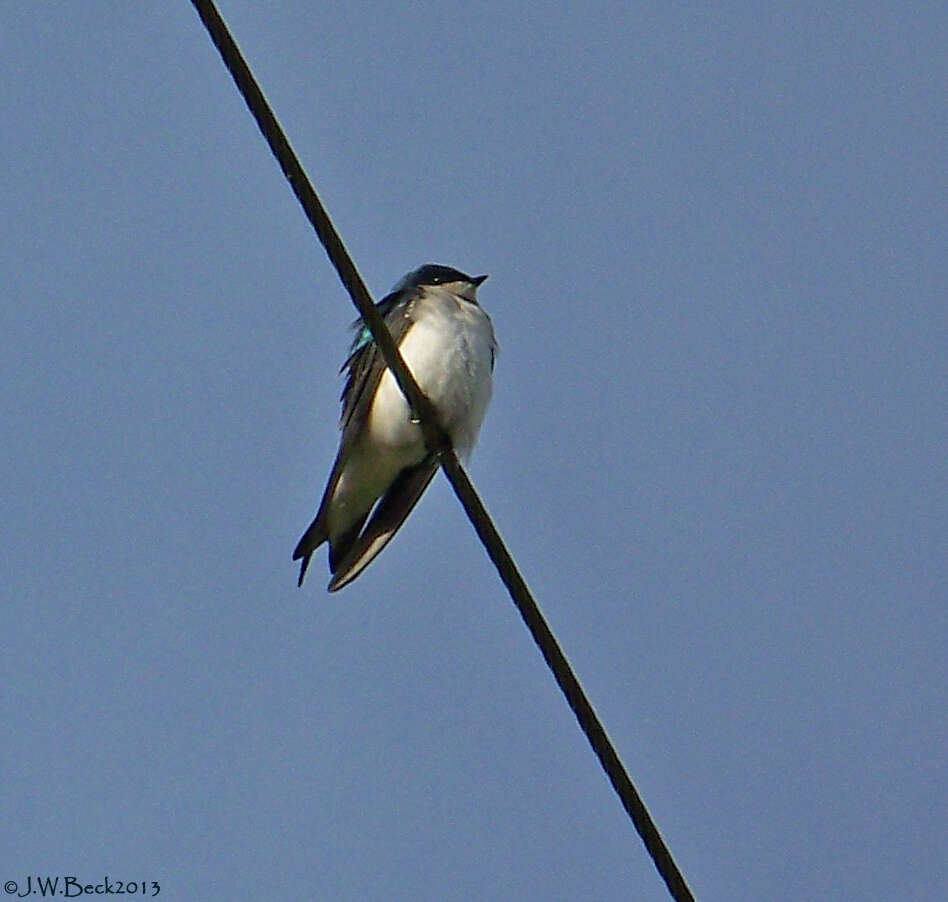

left=367, top=296, right=494, bottom=459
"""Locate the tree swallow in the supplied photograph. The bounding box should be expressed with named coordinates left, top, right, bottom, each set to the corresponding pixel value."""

left=293, top=264, right=496, bottom=591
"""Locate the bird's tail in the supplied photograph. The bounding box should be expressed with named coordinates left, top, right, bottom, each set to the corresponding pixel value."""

left=292, top=516, right=328, bottom=587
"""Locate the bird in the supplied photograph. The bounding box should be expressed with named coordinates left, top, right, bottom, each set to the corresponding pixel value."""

left=293, top=264, right=496, bottom=591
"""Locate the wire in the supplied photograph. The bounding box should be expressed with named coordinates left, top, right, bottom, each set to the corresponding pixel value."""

left=190, top=3, right=696, bottom=899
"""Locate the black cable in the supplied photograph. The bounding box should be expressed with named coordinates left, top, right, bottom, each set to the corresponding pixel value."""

left=190, top=3, right=696, bottom=899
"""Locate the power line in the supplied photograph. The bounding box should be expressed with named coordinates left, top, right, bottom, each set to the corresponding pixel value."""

left=189, top=3, right=696, bottom=899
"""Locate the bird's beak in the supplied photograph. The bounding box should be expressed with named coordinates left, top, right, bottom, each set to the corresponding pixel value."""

left=472, top=274, right=489, bottom=286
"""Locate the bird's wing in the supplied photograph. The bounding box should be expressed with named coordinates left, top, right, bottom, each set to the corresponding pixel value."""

left=338, top=287, right=417, bottom=432
left=292, top=288, right=419, bottom=586
left=327, top=455, right=439, bottom=592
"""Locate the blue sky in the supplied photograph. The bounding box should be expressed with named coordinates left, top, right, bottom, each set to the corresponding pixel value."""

left=2, top=2, right=945, bottom=899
